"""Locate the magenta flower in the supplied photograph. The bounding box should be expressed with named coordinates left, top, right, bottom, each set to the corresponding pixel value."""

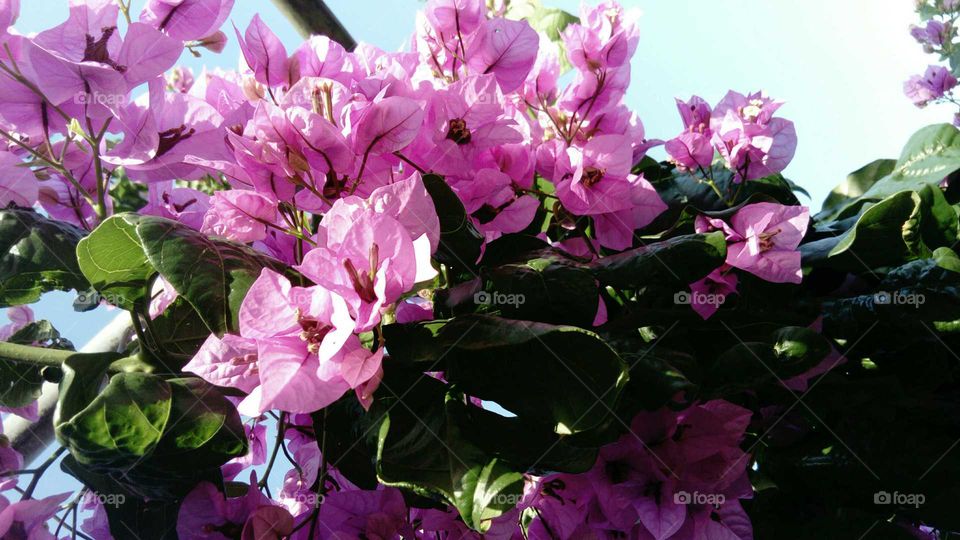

left=454, top=167, right=538, bottom=241
left=466, top=18, right=538, bottom=93
left=350, top=95, right=425, bottom=158
left=0, top=150, right=37, bottom=208
left=201, top=189, right=278, bottom=243
left=696, top=202, right=810, bottom=284
left=905, top=65, right=959, bottom=107
left=140, top=0, right=234, bottom=42
left=424, top=0, right=485, bottom=38
left=184, top=266, right=385, bottom=415
left=423, top=74, right=523, bottom=175
left=688, top=267, right=738, bottom=320
left=563, top=1, right=640, bottom=72
left=296, top=202, right=421, bottom=332
left=910, top=20, right=950, bottom=47
left=555, top=135, right=639, bottom=216
left=140, top=183, right=211, bottom=231
left=708, top=91, right=797, bottom=182
left=235, top=14, right=290, bottom=88
left=0, top=492, right=70, bottom=540
left=177, top=472, right=293, bottom=540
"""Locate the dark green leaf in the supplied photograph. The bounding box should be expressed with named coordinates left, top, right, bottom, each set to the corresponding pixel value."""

left=423, top=175, right=483, bottom=277
left=385, top=315, right=629, bottom=434
left=860, top=124, right=960, bottom=201
left=374, top=374, right=523, bottom=532
left=589, top=232, right=727, bottom=289
left=0, top=207, right=89, bottom=306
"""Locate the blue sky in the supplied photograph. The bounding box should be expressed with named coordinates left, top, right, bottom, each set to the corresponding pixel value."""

left=3, top=1, right=952, bottom=491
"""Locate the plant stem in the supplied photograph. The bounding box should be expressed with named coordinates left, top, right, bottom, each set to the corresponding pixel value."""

left=23, top=445, right=66, bottom=499
left=0, top=341, right=125, bottom=374
left=0, top=341, right=75, bottom=369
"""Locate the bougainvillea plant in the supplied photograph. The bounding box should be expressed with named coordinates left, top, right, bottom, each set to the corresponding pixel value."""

left=0, top=0, right=958, bottom=538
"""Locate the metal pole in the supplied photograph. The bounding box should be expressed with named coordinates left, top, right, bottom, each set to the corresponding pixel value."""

left=4, top=314, right=133, bottom=465
left=269, top=0, right=357, bottom=50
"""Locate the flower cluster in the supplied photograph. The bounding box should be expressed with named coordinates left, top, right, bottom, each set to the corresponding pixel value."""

left=665, top=93, right=797, bottom=184
left=906, top=1, right=960, bottom=119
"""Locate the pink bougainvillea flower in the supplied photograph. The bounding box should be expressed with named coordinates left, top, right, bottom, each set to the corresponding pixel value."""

left=0, top=151, right=36, bottom=208
left=185, top=267, right=384, bottom=415
left=562, top=1, right=639, bottom=73
left=697, top=202, right=809, bottom=284
left=296, top=202, right=420, bottom=332
left=905, top=65, right=958, bottom=107
left=665, top=130, right=714, bottom=172
left=235, top=14, right=290, bottom=88
left=688, top=267, right=738, bottom=320
left=139, top=183, right=211, bottom=231
left=706, top=91, right=797, bottom=182
left=0, top=492, right=70, bottom=539
left=454, top=167, right=538, bottom=241
left=221, top=421, right=268, bottom=480
left=291, top=488, right=412, bottom=540
left=236, top=269, right=360, bottom=414
left=911, top=20, right=950, bottom=47
left=555, top=134, right=639, bottom=216
left=184, top=333, right=261, bottom=396
left=423, top=74, right=523, bottom=174
left=424, top=0, right=485, bottom=37
left=350, top=95, right=425, bottom=158
left=466, top=18, right=538, bottom=93
left=201, top=189, right=278, bottom=243
left=177, top=472, right=293, bottom=540
left=666, top=97, right=714, bottom=171
left=0, top=0, right=17, bottom=33
left=140, top=0, right=235, bottom=42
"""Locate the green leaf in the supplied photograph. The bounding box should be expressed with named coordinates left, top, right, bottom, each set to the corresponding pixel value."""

left=147, top=377, right=248, bottom=470
left=481, top=250, right=598, bottom=326
left=384, top=315, right=629, bottom=434
left=56, top=369, right=247, bottom=499
left=815, top=158, right=897, bottom=222
left=859, top=124, right=960, bottom=202
left=824, top=187, right=957, bottom=269
left=61, top=455, right=181, bottom=540
left=78, top=213, right=291, bottom=335
left=374, top=374, right=523, bottom=532
left=75, top=214, right=151, bottom=311
left=137, top=218, right=289, bottom=335
left=423, top=175, right=483, bottom=277
left=137, top=295, right=212, bottom=371
left=58, top=372, right=172, bottom=468
left=704, top=326, right=832, bottom=396
left=589, top=232, right=727, bottom=289
left=0, top=207, right=89, bottom=307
